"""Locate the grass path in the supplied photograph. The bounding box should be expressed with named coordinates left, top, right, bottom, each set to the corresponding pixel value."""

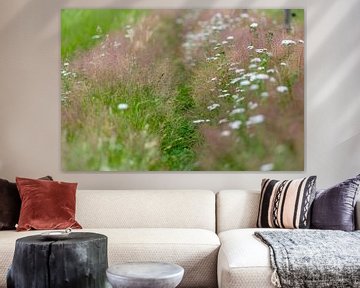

left=61, top=10, right=304, bottom=171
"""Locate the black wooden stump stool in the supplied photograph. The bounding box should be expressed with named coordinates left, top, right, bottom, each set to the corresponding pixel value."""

left=7, top=232, right=108, bottom=288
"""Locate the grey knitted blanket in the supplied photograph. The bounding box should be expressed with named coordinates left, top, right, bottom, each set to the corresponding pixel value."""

left=255, top=230, right=360, bottom=288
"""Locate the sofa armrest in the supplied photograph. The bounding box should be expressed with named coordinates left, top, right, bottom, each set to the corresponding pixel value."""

left=356, top=201, right=360, bottom=230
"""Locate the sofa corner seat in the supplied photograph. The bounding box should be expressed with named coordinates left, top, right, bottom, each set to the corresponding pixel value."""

left=216, top=190, right=360, bottom=288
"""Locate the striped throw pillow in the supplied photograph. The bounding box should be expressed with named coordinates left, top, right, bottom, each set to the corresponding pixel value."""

left=257, top=176, right=317, bottom=229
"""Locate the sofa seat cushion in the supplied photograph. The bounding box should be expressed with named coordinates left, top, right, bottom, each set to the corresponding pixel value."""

left=102, top=228, right=220, bottom=288
left=218, top=228, right=283, bottom=288
left=0, top=228, right=219, bottom=288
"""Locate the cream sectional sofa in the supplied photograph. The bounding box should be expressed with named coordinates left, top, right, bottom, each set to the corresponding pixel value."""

left=1, top=189, right=359, bottom=288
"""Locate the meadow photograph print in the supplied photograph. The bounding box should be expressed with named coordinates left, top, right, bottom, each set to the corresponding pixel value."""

left=61, top=9, right=304, bottom=171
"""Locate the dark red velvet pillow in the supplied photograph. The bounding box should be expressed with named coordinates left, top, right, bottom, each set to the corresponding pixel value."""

left=16, top=177, right=82, bottom=231
left=0, top=176, right=53, bottom=230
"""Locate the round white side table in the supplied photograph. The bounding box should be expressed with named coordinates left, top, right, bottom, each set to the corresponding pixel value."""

left=106, top=262, right=184, bottom=288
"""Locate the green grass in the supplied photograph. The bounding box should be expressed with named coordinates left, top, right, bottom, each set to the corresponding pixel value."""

left=61, top=9, right=146, bottom=60
left=260, top=9, right=304, bottom=25
left=62, top=82, right=200, bottom=171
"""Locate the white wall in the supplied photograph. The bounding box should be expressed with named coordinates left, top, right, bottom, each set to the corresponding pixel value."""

left=0, top=0, right=359, bottom=190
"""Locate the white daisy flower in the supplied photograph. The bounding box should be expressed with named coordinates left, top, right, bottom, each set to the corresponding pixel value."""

left=276, top=86, right=288, bottom=93
left=221, top=130, right=231, bottom=137
left=255, top=48, right=267, bottom=53
left=235, top=68, right=245, bottom=74
left=240, top=80, right=251, bottom=86
left=256, top=74, right=269, bottom=80
left=230, top=77, right=242, bottom=84
left=260, top=163, right=274, bottom=171
left=207, top=103, right=220, bottom=111
left=250, top=84, right=259, bottom=91
left=251, top=58, right=261, bottom=63
left=246, top=114, right=265, bottom=125
left=117, top=103, right=128, bottom=110
left=193, top=120, right=204, bottom=124
left=229, top=120, right=242, bottom=129
left=281, top=39, right=297, bottom=46
left=230, top=108, right=245, bottom=115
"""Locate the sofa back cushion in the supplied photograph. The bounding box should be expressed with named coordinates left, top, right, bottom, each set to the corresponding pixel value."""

left=76, top=190, right=216, bottom=231
left=217, top=190, right=360, bottom=232
left=216, top=190, right=260, bottom=233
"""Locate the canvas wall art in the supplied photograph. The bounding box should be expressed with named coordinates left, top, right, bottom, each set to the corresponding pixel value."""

left=61, top=9, right=304, bottom=171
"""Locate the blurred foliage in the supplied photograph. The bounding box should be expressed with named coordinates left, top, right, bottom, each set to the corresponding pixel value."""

left=61, top=9, right=146, bottom=60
